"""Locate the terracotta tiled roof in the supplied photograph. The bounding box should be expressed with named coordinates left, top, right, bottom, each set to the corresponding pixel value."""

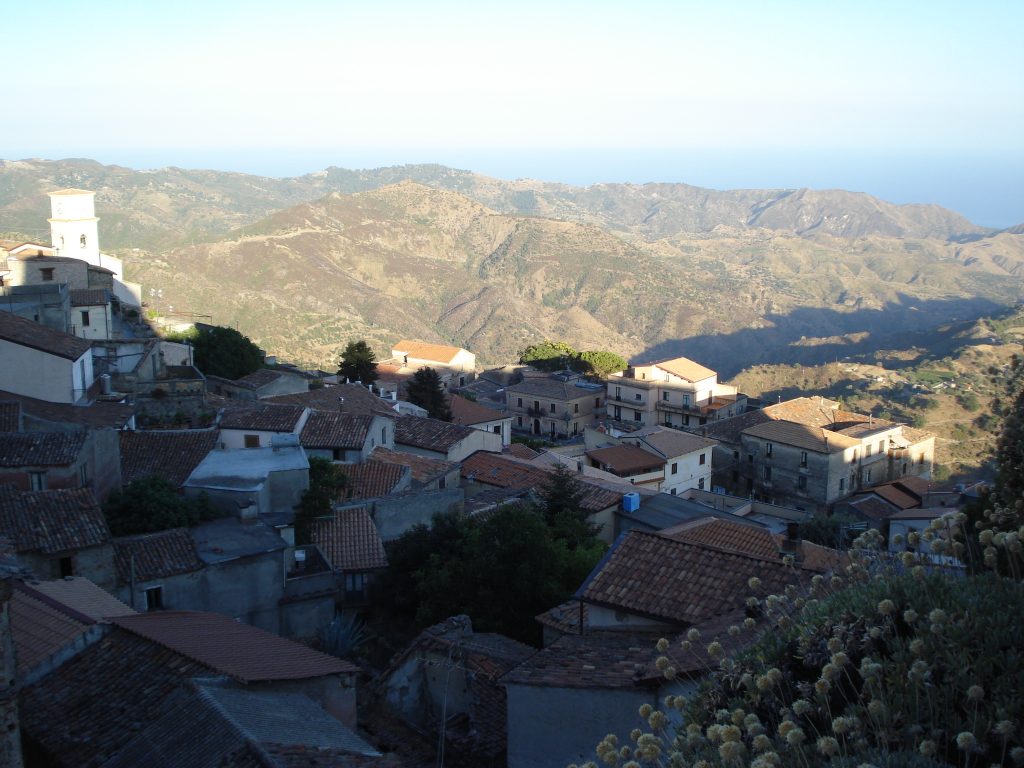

left=344, top=460, right=407, bottom=500
left=0, top=486, right=110, bottom=554
left=69, top=288, right=108, bottom=306
left=662, top=517, right=782, bottom=561
left=371, top=446, right=457, bottom=484
left=114, top=528, right=205, bottom=584
left=220, top=403, right=305, bottom=432
left=0, top=308, right=92, bottom=360
left=119, top=430, right=219, bottom=487
left=300, top=411, right=372, bottom=449
left=502, top=631, right=658, bottom=689
left=586, top=444, right=664, bottom=474
left=535, top=600, right=589, bottom=634
left=233, top=368, right=286, bottom=389
left=111, top=611, right=360, bottom=681
left=847, top=495, right=899, bottom=522
left=650, top=356, right=717, bottom=382
left=395, top=415, right=477, bottom=452
left=392, top=340, right=467, bottom=365
left=9, top=586, right=93, bottom=677
left=623, top=425, right=717, bottom=458
left=704, top=396, right=844, bottom=446
left=0, top=388, right=134, bottom=429
left=504, top=442, right=540, bottom=460
left=267, top=383, right=397, bottom=418
left=19, top=627, right=215, bottom=767
left=450, top=394, right=505, bottom=425
left=578, top=530, right=807, bottom=626
left=778, top=537, right=849, bottom=572
left=21, top=576, right=134, bottom=621
left=312, top=506, right=388, bottom=571
left=0, top=401, right=20, bottom=432
left=743, top=420, right=860, bottom=453
left=461, top=452, right=621, bottom=513
left=894, top=475, right=931, bottom=497
left=0, top=429, right=86, bottom=466
left=872, top=484, right=920, bottom=510
left=49, top=187, right=96, bottom=196
left=505, top=377, right=599, bottom=400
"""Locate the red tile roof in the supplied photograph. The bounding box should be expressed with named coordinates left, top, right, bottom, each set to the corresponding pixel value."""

left=395, top=415, right=477, bottom=452
left=578, top=530, right=807, bottom=626
left=20, top=576, right=134, bottom=622
left=113, top=528, right=205, bottom=584
left=267, top=383, right=397, bottom=418
left=392, top=340, right=467, bottom=365
left=0, top=308, right=92, bottom=360
left=585, top=444, right=664, bottom=475
left=9, top=586, right=93, bottom=677
left=504, top=442, right=540, bottom=460
left=0, top=400, right=22, bottom=431
left=0, top=485, right=110, bottom=554
left=872, top=484, right=921, bottom=510
left=0, top=388, right=134, bottom=429
left=0, top=429, right=87, bottom=466
left=371, top=446, right=457, bottom=484
left=300, top=411, right=372, bottom=449
left=69, top=288, right=108, bottom=307
left=343, top=460, right=407, bottom=500
left=501, top=631, right=659, bottom=689
left=312, top=507, right=388, bottom=571
left=649, top=356, right=716, bottom=382
left=119, top=430, right=219, bottom=487
left=450, top=394, right=505, bottom=426
left=111, top=611, right=359, bottom=681
left=220, top=403, right=305, bottom=432
left=662, top=517, right=782, bottom=561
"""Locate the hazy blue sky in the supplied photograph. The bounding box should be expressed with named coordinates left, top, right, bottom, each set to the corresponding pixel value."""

left=4, top=1, right=1022, bottom=226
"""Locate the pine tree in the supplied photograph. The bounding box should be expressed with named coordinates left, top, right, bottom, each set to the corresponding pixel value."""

left=406, top=367, right=452, bottom=421
left=537, top=463, right=600, bottom=550
left=337, top=340, right=379, bottom=385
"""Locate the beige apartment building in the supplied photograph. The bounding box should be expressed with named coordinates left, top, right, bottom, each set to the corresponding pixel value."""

left=506, top=372, right=606, bottom=438
left=605, top=356, right=745, bottom=430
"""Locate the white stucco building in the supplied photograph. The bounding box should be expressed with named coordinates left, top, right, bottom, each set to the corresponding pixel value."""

left=0, top=310, right=96, bottom=404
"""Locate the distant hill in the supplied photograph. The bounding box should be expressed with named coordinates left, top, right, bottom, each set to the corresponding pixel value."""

left=0, top=158, right=991, bottom=250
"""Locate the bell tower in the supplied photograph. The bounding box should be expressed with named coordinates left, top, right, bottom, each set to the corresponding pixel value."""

left=48, top=189, right=101, bottom=267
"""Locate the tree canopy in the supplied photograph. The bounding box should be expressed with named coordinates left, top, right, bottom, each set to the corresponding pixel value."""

left=519, top=340, right=627, bottom=378
left=295, top=456, right=350, bottom=545
left=376, top=501, right=605, bottom=644
left=103, top=476, right=219, bottom=536
left=173, top=324, right=264, bottom=380
left=337, top=340, right=379, bottom=385
left=406, top=367, right=452, bottom=421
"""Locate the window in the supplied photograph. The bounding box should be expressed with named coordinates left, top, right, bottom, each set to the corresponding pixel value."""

left=633, top=410, right=641, bottom=422
left=683, top=415, right=690, bottom=426
left=80, top=234, right=87, bottom=248
left=81, top=310, right=91, bottom=327
left=878, top=440, right=885, bottom=454
left=40, top=267, right=55, bottom=281
left=671, top=462, right=678, bottom=475
left=549, top=403, right=556, bottom=413
left=839, top=478, right=845, bottom=492
left=800, top=451, right=808, bottom=468
left=733, top=450, right=739, bottom=460
left=144, top=586, right=164, bottom=611
left=851, top=449, right=859, bottom=464
left=865, top=445, right=872, bottom=457
left=493, top=425, right=501, bottom=434
left=439, top=476, right=446, bottom=489
left=863, top=468, right=872, bottom=483
left=79, top=464, right=89, bottom=488
left=29, top=471, right=47, bottom=491
left=797, top=475, right=807, bottom=491
left=615, top=386, right=621, bottom=399
left=534, top=400, right=540, bottom=411
left=574, top=403, right=579, bottom=414
left=699, top=453, right=706, bottom=465
left=662, top=392, right=669, bottom=401
left=517, top=397, right=523, bottom=407
left=765, top=442, right=773, bottom=457
left=345, top=572, right=366, bottom=596
left=671, top=488, right=677, bottom=495
left=918, top=455, right=925, bottom=466
left=634, top=393, right=642, bottom=401
left=682, top=394, right=690, bottom=406
left=517, top=416, right=523, bottom=427
left=244, top=434, right=260, bottom=448
left=58, top=557, right=73, bottom=578
left=698, top=478, right=705, bottom=490
left=747, top=453, right=753, bottom=464
left=594, top=398, right=601, bottom=408
left=572, top=422, right=578, bottom=435
left=382, top=427, right=388, bottom=444
left=763, top=466, right=772, bottom=481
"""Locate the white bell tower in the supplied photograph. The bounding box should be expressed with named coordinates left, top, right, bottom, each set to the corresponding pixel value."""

left=48, top=189, right=101, bottom=267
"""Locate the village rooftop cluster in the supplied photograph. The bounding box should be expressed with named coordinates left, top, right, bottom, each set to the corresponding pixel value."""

left=0, top=191, right=955, bottom=767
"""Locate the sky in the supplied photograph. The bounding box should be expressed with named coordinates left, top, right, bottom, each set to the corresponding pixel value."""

left=3, top=0, right=1023, bottom=226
